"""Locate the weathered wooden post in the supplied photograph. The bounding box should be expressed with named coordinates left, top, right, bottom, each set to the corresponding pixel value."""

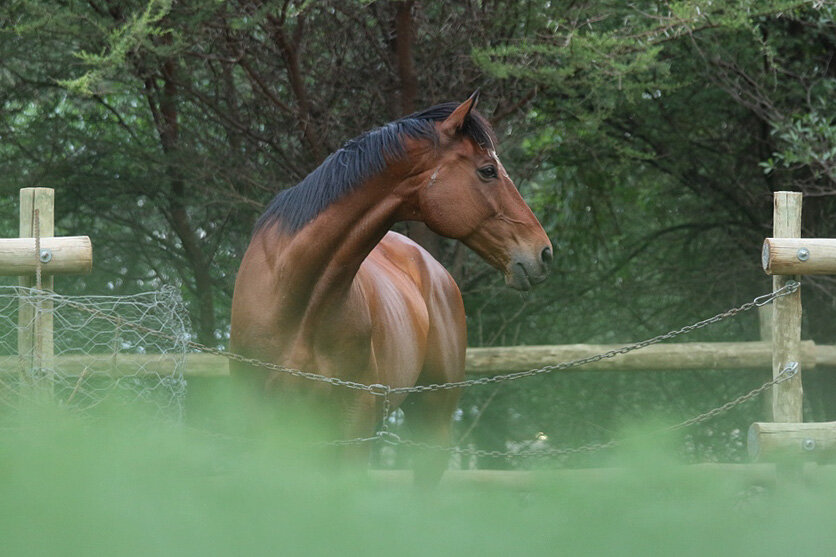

left=6, top=188, right=92, bottom=403
left=749, top=191, right=836, bottom=463
left=770, top=191, right=803, bottom=423
left=758, top=304, right=773, bottom=421
left=19, top=188, right=54, bottom=402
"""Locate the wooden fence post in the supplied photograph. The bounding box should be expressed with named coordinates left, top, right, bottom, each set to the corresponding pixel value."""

left=751, top=192, right=836, bottom=463
left=758, top=304, right=773, bottom=420
left=771, top=191, right=803, bottom=423
left=18, top=187, right=55, bottom=402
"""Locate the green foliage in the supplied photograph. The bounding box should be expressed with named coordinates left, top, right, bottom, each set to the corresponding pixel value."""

left=765, top=108, right=836, bottom=182
left=59, top=0, right=175, bottom=96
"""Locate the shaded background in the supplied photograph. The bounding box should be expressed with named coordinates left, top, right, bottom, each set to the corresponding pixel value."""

left=2, top=0, right=836, bottom=465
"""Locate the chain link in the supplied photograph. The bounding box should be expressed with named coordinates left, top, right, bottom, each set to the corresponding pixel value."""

left=379, top=385, right=392, bottom=435
left=387, top=280, right=800, bottom=394
left=350, top=361, right=800, bottom=459
left=664, top=361, right=798, bottom=432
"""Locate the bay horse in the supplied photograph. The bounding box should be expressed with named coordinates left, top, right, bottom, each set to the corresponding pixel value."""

left=229, top=92, right=552, bottom=484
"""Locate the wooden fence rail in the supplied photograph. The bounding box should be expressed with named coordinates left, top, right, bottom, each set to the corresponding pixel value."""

left=3, top=340, right=833, bottom=378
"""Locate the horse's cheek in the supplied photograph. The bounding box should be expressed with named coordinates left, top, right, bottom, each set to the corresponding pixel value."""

left=421, top=193, right=479, bottom=239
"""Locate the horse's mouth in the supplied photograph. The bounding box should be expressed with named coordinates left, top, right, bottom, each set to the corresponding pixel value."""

left=507, top=259, right=550, bottom=291
left=507, top=262, right=533, bottom=291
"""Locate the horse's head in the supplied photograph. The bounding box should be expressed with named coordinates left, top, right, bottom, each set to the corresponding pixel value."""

left=416, top=93, right=553, bottom=290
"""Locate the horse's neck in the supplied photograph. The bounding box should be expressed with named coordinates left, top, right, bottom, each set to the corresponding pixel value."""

left=271, top=172, right=419, bottom=336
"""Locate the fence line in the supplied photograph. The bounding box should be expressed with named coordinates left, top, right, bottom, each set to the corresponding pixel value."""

left=13, top=281, right=806, bottom=459
left=0, top=276, right=810, bottom=461
left=53, top=283, right=802, bottom=393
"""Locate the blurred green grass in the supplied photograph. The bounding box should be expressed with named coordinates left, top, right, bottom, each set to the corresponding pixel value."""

left=1, top=393, right=835, bottom=557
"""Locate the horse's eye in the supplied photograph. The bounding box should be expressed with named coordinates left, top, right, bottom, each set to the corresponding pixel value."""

left=478, top=165, right=498, bottom=180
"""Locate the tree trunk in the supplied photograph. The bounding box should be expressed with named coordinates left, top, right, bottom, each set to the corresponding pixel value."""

left=147, top=60, right=218, bottom=346
left=392, top=1, right=444, bottom=262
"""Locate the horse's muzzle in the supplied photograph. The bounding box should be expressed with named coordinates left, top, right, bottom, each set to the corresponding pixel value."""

left=506, top=247, right=552, bottom=291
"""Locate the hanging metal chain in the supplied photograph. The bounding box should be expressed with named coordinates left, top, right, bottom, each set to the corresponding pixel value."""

left=664, top=361, right=798, bottom=432
left=386, top=280, right=800, bottom=395
left=359, top=361, right=801, bottom=459
left=377, top=383, right=392, bottom=435
left=29, top=281, right=800, bottom=398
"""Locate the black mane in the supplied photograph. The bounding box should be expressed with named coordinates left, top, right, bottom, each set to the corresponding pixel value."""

left=254, top=102, right=496, bottom=235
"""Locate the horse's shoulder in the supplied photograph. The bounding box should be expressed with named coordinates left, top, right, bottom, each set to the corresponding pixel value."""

left=372, top=231, right=456, bottom=288
left=361, top=232, right=463, bottom=332
left=376, top=230, right=427, bottom=259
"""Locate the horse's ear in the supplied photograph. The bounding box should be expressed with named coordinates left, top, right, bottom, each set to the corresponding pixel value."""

left=440, top=90, right=480, bottom=137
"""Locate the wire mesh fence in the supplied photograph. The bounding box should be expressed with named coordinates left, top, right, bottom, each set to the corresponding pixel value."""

left=0, top=285, right=189, bottom=417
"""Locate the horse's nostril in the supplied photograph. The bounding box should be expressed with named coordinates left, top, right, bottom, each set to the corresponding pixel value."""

left=540, top=246, right=553, bottom=265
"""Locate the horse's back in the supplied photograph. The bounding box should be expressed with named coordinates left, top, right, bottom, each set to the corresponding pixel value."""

left=359, top=231, right=467, bottom=387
